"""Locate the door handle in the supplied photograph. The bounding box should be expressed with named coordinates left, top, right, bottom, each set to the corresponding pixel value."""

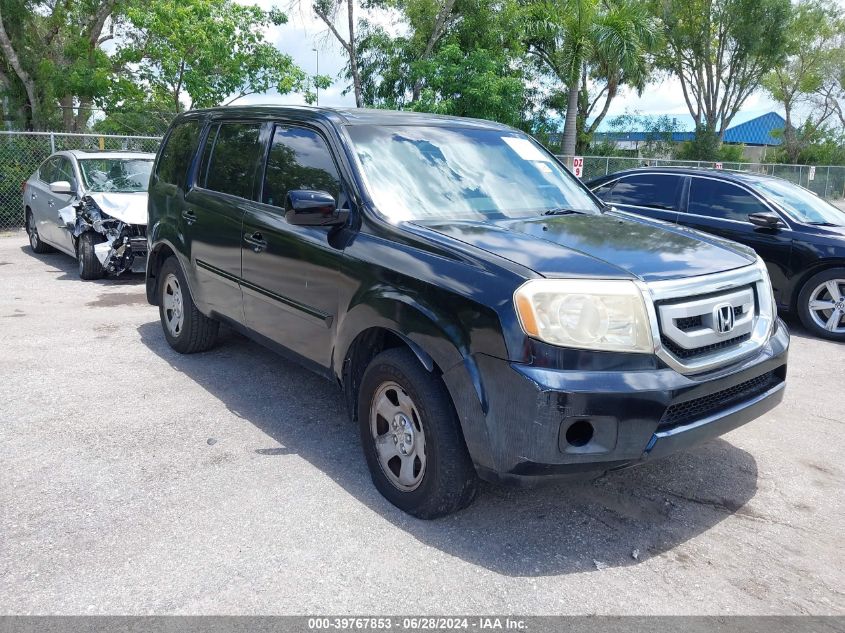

left=244, top=231, right=267, bottom=253
left=48, top=199, right=55, bottom=207
left=181, top=209, right=197, bottom=225
left=31, top=191, right=37, bottom=200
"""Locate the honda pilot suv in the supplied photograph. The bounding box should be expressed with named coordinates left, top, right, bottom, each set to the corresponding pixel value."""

left=146, top=107, right=789, bottom=518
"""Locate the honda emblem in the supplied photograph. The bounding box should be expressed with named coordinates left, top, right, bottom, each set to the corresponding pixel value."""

left=714, top=303, right=735, bottom=334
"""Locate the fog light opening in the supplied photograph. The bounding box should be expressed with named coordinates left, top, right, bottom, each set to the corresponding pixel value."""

left=565, top=420, right=594, bottom=447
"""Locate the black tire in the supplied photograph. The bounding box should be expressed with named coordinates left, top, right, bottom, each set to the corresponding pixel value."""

left=358, top=348, right=478, bottom=519
left=797, top=267, right=845, bottom=342
left=158, top=256, right=219, bottom=353
left=26, top=209, right=53, bottom=254
left=78, top=232, right=105, bottom=280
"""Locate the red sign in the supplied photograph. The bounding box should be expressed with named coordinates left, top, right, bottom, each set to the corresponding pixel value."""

left=573, top=156, right=584, bottom=178
left=714, top=162, right=723, bottom=170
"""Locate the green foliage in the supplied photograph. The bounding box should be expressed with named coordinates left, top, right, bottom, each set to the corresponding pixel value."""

left=601, top=112, right=681, bottom=157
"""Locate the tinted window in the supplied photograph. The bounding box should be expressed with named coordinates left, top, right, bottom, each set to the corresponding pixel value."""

left=610, top=174, right=682, bottom=210
left=156, top=120, right=202, bottom=187
left=197, top=124, right=218, bottom=188
left=688, top=178, right=765, bottom=221
left=263, top=126, right=342, bottom=208
left=592, top=180, right=615, bottom=201
left=204, top=122, right=262, bottom=199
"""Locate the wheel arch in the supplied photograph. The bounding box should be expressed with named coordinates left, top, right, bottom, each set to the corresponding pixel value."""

left=789, top=259, right=845, bottom=311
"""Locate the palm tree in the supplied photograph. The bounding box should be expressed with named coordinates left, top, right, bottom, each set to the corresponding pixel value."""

left=526, top=0, right=660, bottom=158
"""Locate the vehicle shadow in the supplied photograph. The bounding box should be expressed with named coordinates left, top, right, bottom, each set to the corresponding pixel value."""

left=18, top=245, right=145, bottom=286
left=137, top=320, right=760, bottom=577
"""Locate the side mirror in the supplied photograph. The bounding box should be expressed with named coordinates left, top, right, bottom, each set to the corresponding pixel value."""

left=748, top=211, right=782, bottom=229
left=49, top=180, right=73, bottom=195
left=285, top=190, right=347, bottom=227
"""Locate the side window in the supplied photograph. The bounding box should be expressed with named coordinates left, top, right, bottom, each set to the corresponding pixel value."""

left=196, top=124, right=219, bottom=189
left=155, top=119, right=202, bottom=187
left=262, top=126, right=342, bottom=208
left=204, top=122, right=263, bottom=199
left=54, top=158, right=75, bottom=185
left=687, top=179, right=765, bottom=222
left=592, top=181, right=615, bottom=201
left=38, top=158, right=56, bottom=183
left=610, top=174, right=682, bottom=210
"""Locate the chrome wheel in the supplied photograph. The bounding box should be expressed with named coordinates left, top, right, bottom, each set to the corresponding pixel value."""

left=162, top=273, right=185, bottom=337
left=808, top=279, right=845, bottom=334
left=370, top=380, right=427, bottom=491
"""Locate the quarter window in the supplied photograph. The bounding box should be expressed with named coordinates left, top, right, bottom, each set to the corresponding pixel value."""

left=610, top=174, right=682, bottom=210
left=203, top=122, right=263, bottom=200
left=262, top=126, right=342, bottom=208
left=155, top=120, right=202, bottom=187
left=687, top=178, right=765, bottom=222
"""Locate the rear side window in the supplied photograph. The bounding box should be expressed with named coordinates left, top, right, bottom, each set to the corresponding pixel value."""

left=203, top=122, right=262, bottom=200
left=610, top=174, right=682, bottom=210
left=687, top=178, right=765, bottom=222
left=155, top=120, right=202, bottom=187
left=262, top=126, right=342, bottom=208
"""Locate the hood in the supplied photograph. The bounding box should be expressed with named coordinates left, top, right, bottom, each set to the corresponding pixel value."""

left=414, top=211, right=756, bottom=282
left=85, top=192, right=148, bottom=226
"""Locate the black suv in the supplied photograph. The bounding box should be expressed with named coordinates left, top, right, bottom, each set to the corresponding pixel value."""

left=588, top=167, right=845, bottom=341
left=147, top=107, right=788, bottom=518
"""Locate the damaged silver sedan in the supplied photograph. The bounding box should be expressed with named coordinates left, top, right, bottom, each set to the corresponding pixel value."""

left=23, top=150, right=154, bottom=279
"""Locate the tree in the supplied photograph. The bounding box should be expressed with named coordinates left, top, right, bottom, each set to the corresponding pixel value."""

left=654, top=0, right=791, bottom=158
left=312, top=0, right=363, bottom=107
left=356, top=0, right=532, bottom=126
left=525, top=0, right=661, bottom=158
left=117, top=0, right=310, bottom=111
left=761, top=0, right=843, bottom=163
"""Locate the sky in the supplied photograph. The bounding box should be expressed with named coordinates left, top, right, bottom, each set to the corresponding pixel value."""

left=239, top=0, right=784, bottom=130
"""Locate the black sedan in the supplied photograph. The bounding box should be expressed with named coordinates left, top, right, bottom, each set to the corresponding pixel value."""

left=588, top=167, right=845, bottom=341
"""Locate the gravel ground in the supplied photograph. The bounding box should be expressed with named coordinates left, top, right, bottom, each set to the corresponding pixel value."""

left=0, top=231, right=843, bottom=615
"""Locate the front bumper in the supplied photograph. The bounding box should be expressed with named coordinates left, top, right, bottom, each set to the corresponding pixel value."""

left=450, top=319, right=789, bottom=485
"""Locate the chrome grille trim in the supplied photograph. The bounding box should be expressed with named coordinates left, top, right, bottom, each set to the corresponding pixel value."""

left=635, top=263, right=775, bottom=375
left=658, top=286, right=754, bottom=350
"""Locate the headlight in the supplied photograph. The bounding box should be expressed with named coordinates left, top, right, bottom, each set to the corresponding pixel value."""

left=754, top=255, right=777, bottom=317
left=514, top=279, right=654, bottom=353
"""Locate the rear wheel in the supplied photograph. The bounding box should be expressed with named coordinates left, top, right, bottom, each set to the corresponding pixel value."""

left=158, top=257, right=219, bottom=353
left=358, top=348, right=478, bottom=519
left=26, top=210, right=52, bottom=254
left=78, top=232, right=105, bottom=280
left=798, top=268, right=845, bottom=341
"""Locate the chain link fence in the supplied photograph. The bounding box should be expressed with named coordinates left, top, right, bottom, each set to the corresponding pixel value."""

left=0, top=131, right=162, bottom=231
left=560, top=155, right=845, bottom=201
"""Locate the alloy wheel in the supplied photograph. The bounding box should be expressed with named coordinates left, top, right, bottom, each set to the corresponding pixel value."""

left=807, top=279, right=845, bottom=334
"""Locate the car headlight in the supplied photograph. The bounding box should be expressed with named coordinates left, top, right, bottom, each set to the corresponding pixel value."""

left=514, top=279, right=654, bottom=353
left=755, top=255, right=778, bottom=319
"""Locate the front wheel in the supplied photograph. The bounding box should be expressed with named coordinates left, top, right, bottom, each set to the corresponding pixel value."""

left=158, top=257, right=219, bottom=353
left=358, top=348, right=478, bottom=519
left=78, top=232, right=105, bottom=280
left=797, top=268, right=845, bottom=341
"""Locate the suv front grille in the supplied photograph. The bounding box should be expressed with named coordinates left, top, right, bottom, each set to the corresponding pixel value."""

left=657, top=286, right=755, bottom=361
left=658, top=370, right=781, bottom=431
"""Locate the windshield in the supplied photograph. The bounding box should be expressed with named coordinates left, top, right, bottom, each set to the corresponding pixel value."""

left=79, top=158, right=153, bottom=193
left=345, top=125, right=600, bottom=222
left=752, top=177, right=845, bottom=226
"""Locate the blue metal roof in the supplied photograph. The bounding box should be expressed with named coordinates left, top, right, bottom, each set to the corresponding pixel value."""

left=722, top=112, right=785, bottom=145
left=593, top=112, right=785, bottom=146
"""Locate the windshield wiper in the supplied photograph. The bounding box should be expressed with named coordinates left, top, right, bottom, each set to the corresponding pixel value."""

left=543, top=208, right=580, bottom=216
left=808, top=221, right=839, bottom=226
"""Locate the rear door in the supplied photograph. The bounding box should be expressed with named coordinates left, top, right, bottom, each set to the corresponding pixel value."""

left=183, top=120, right=266, bottom=322
left=599, top=173, right=685, bottom=224
left=240, top=123, right=348, bottom=369
left=678, top=176, right=794, bottom=304
left=27, top=157, right=57, bottom=245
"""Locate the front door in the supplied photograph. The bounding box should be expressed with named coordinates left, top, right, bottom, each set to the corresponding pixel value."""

left=679, top=176, right=794, bottom=306
left=241, top=124, right=348, bottom=369
left=43, top=156, right=78, bottom=254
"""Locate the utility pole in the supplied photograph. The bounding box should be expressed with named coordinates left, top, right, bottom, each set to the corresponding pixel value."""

left=313, top=47, right=319, bottom=106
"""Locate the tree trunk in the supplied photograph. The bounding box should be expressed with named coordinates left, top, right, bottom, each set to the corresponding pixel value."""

left=561, top=77, right=580, bottom=163
left=347, top=0, right=363, bottom=107
left=0, top=9, right=39, bottom=129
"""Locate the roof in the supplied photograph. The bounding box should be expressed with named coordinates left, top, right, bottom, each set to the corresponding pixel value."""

left=587, top=166, right=785, bottom=187
left=180, top=105, right=515, bottom=130
left=593, top=112, right=786, bottom=146
left=61, top=150, right=156, bottom=159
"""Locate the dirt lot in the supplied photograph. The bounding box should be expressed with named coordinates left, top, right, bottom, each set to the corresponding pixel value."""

left=0, top=231, right=843, bottom=615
